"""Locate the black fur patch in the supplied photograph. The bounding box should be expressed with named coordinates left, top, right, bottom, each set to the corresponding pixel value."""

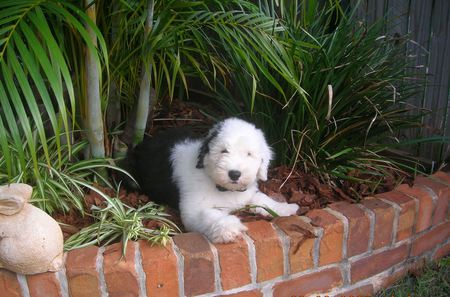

left=196, top=130, right=218, bottom=168
left=121, top=127, right=196, bottom=209
left=196, top=122, right=223, bottom=168
left=121, top=120, right=226, bottom=209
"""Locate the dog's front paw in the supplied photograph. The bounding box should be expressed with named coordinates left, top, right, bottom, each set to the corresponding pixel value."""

left=208, top=215, right=248, bottom=243
left=275, top=203, right=299, bottom=217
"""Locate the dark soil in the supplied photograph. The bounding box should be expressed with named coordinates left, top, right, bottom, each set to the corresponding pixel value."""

left=56, top=100, right=413, bottom=240
left=56, top=164, right=411, bottom=240
left=228, top=164, right=412, bottom=222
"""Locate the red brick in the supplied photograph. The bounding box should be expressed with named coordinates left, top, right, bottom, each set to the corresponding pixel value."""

left=433, top=188, right=449, bottom=224
left=411, top=222, right=450, bottom=256
left=415, top=176, right=449, bottom=224
left=433, top=242, right=450, bottom=260
left=273, top=216, right=315, bottom=273
left=396, top=184, right=434, bottom=233
left=218, top=289, right=263, bottom=297
left=173, top=233, right=215, bottom=296
left=377, top=265, right=410, bottom=290
left=0, top=269, right=21, bottom=297
left=215, top=238, right=251, bottom=290
left=273, top=267, right=343, bottom=297
left=140, top=240, right=179, bottom=297
left=66, top=245, right=101, bottom=297
left=432, top=171, right=450, bottom=184
left=245, top=221, right=284, bottom=282
left=361, top=198, right=395, bottom=249
left=376, top=258, right=429, bottom=292
left=27, top=272, right=61, bottom=297
left=377, top=191, right=416, bottom=241
left=329, top=202, right=370, bottom=257
left=334, top=284, right=374, bottom=297
left=103, top=242, right=140, bottom=297
left=306, top=209, right=343, bottom=265
left=350, top=244, right=408, bottom=283
left=415, top=175, right=449, bottom=191
left=407, top=257, right=429, bottom=275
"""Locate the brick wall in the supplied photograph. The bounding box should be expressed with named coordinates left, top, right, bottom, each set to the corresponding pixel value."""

left=2, top=172, right=449, bottom=297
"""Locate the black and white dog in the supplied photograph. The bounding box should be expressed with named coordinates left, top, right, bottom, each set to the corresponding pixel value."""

left=125, top=118, right=299, bottom=243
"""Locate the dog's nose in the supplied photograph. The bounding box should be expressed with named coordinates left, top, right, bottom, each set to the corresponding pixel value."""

left=228, top=170, right=241, bottom=181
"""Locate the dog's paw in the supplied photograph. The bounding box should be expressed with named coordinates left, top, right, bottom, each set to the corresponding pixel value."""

left=275, top=203, right=299, bottom=217
left=209, top=215, right=248, bottom=243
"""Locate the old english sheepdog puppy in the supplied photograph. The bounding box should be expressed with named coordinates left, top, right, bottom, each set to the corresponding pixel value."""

left=126, top=118, right=299, bottom=243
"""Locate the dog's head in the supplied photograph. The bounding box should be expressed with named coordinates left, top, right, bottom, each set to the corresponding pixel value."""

left=196, top=118, right=273, bottom=191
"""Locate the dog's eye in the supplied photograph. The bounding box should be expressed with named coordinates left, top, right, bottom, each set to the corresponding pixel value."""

left=247, top=152, right=252, bottom=157
left=221, top=149, right=229, bottom=154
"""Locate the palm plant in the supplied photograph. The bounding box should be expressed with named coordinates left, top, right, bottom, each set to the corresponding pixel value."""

left=0, top=0, right=116, bottom=216
left=0, top=0, right=108, bottom=178
left=1, top=0, right=307, bottom=214
left=100, top=0, right=308, bottom=147
left=212, top=0, right=436, bottom=190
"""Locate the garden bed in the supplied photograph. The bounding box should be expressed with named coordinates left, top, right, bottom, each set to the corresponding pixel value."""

left=55, top=100, right=416, bottom=238
left=55, top=163, right=412, bottom=239
left=2, top=171, right=449, bottom=297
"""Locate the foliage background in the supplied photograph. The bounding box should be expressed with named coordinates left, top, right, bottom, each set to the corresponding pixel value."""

left=0, top=0, right=448, bottom=248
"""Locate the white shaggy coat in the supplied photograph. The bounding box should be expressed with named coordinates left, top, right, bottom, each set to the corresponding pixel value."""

left=170, top=118, right=299, bottom=243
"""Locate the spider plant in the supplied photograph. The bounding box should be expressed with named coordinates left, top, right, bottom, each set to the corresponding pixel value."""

left=64, top=190, right=179, bottom=255
left=0, top=131, right=131, bottom=214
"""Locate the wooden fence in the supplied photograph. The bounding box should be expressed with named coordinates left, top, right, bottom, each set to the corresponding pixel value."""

left=353, top=0, right=449, bottom=167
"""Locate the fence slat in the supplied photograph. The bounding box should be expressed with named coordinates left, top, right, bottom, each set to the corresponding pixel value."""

left=353, top=0, right=449, bottom=163
left=419, top=0, right=450, bottom=163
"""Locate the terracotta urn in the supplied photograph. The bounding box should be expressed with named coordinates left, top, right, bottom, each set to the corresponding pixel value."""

left=0, top=183, right=64, bottom=274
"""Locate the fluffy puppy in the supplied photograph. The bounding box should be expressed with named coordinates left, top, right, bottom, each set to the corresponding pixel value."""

left=126, top=118, right=299, bottom=243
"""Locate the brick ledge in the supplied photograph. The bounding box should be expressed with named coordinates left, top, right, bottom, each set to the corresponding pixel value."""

left=1, top=172, right=449, bottom=297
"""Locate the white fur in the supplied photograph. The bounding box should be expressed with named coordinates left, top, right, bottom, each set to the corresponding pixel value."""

left=170, top=118, right=299, bottom=243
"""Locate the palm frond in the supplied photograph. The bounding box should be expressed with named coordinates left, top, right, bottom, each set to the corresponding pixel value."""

left=0, top=0, right=107, bottom=178
left=212, top=0, right=430, bottom=189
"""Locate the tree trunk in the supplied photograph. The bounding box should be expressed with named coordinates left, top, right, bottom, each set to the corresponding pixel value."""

left=132, top=0, right=156, bottom=147
left=85, top=0, right=105, bottom=158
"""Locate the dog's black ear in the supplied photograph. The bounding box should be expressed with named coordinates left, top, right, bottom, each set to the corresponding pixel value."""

left=196, top=130, right=218, bottom=168
left=196, top=122, right=222, bottom=168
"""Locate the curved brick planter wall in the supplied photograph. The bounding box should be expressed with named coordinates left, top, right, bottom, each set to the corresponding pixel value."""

left=2, top=172, right=449, bottom=297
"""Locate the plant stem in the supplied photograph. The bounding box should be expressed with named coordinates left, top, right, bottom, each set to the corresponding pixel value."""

left=85, top=0, right=105, bottom=158
left=106, top=0, right=121, bottom=132
left=133, top=0, right=156, bottom=146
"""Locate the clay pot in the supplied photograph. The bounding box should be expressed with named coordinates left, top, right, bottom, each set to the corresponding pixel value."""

left=0, top=183, right=64, bottom=274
